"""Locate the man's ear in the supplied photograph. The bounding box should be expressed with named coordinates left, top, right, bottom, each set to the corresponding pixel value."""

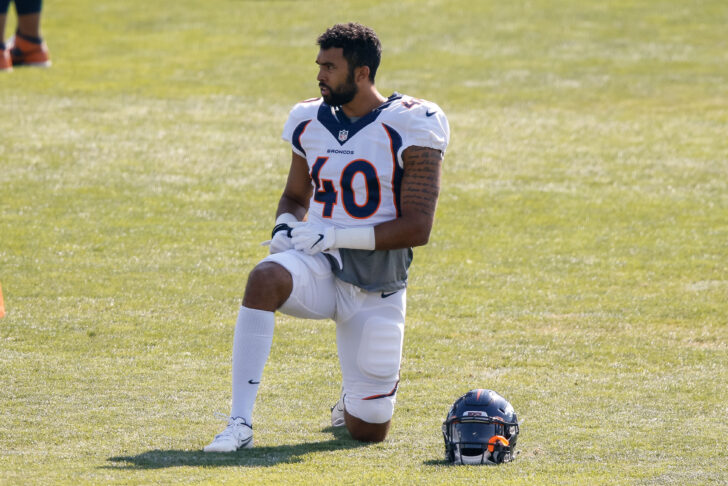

left=355, top=65, right=371, bottom=83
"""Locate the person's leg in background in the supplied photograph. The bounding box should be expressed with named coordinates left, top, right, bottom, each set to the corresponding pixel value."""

left=0, top=0, right=12, bottom=71
left=9, top=0, right=51, bottom=67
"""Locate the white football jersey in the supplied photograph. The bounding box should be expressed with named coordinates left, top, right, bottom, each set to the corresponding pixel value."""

left=281, top=93, right=450, bottom=228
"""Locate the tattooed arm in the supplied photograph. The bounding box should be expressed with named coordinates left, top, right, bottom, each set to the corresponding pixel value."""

left=373, top=146, right=443, bottom=249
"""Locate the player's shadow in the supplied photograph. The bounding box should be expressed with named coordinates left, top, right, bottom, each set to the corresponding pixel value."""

left=106, top=427, right=366, bottom=469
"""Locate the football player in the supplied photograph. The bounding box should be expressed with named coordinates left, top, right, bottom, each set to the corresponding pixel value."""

left=204, top=22, right=449, bottom=451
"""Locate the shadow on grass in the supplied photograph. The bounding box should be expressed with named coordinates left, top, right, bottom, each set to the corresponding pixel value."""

left=422, top=459, right=451, bottom=466
left=106, top=427, right=367, bottom=469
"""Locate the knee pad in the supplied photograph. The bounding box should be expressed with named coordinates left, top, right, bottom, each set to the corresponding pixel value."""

left=345, top=394, right=395, bottom=424
left=356, top=317, right=403, bottom=382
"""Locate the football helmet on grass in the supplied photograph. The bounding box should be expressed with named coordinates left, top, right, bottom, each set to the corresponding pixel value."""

left=442, top=389, right=519, bottom=465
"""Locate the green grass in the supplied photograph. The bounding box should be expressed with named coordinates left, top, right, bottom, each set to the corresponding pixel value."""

left=1, top=0, right=727, bottom=484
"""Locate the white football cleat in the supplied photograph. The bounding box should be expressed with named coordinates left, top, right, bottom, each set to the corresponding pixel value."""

left=203, top=416, right=253, bottom=452
left=331, top=394, right=346, bottom=428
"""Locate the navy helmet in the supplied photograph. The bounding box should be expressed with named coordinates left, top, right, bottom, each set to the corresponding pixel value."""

left=442, top=389, right=519, bottom=465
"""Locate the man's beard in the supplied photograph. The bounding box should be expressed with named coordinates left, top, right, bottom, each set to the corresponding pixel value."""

left=321, top=72, right=358, bottom=106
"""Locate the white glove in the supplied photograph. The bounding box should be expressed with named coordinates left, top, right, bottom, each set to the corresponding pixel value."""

left=261, top=213, right=300, bottom=254
left=291, top=223, right=336, bottom=255
left=268, top=222, right=295, bottom=254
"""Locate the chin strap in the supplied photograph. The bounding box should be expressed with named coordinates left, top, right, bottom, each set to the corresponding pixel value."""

left=489, top=436, right=515, bottom=464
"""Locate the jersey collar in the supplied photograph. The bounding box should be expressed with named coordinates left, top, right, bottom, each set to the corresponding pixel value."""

left=317, top=93, right=403, bottom=146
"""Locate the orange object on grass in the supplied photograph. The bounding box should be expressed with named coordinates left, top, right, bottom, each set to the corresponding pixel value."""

left=0, top=282, right=5, bottom=318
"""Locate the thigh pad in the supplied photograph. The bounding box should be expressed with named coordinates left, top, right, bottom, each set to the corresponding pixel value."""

left=357, top=317, right=403, bottom=381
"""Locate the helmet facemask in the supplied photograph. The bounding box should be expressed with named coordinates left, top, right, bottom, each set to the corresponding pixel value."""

left=443, top=415, right=519, bottom=465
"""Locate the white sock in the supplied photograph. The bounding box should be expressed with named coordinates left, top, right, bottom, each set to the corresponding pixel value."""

left=229, top=306, right=275, bottom=424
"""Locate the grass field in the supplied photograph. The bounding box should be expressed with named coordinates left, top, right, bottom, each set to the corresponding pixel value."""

left=1, top=0, right=727, bottom=484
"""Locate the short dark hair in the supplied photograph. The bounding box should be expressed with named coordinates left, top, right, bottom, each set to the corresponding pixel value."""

left=317, top=23, right=381, bottom=82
